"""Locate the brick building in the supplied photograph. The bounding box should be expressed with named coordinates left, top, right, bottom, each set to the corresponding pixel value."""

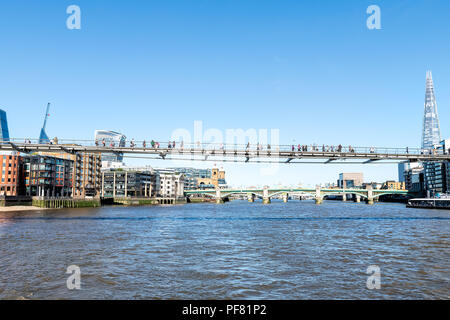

left=0, top=153, right=22, bottom=196
left=39, top=150, right=102, bottom=198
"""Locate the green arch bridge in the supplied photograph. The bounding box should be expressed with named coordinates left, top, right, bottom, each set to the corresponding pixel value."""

left=185, top=187, right=414, bottom=205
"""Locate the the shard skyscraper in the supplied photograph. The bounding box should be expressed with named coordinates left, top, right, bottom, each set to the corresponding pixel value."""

left=422, top=71, right=445, bottom=196
left=422, top=71, right=441, bottom=150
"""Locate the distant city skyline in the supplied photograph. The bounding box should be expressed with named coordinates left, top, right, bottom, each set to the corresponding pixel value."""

left=1, top=0, right=449, bottom=186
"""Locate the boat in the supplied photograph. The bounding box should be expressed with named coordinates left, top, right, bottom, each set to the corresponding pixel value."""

left=407, top=198, right=450, bottom=210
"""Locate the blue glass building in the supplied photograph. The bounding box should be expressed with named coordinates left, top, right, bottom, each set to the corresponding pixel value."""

left=94, top=130, right=126, bottom=163
left=0, top=109, right=10, bottom=142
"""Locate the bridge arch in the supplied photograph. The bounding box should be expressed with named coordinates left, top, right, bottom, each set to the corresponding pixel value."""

left=372, top=191, right=409, bottom=199
left=267, top=191, right=315, bottom=198
left=321, top=191, right=369, bottom=199
left=221, top=191, right=262, bottom=198
left=185, top=192, right=216, bottom=198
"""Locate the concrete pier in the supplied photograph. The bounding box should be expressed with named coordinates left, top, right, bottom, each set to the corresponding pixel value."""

left=215, top=188, right=224, bottom=204
left=366, top=186, right=374, bottom=205
left=315, top=186, right=323, bottom=204
left=263, top=186, right=271, bottom=204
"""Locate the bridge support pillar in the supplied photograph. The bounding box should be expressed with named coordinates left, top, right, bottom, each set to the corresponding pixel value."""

left=263, top=186, right=271, bottom=204
left=354, top=195, right=361, bottom=203
left=215, top=188, right=224, bottom=204
left=315, top=186, right=323, bottom=205
left=366, top=186, right=374, bottom=205
left=342, top=192, right=346, bottom=201
left=282, top=193, right=288, bottom=203
left=247, top=193, right=255, bottom=203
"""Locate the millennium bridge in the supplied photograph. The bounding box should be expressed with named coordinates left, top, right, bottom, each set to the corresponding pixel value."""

left=1, top=138, right=449, bottom=164
left=185, top=186, right=413, bottom=204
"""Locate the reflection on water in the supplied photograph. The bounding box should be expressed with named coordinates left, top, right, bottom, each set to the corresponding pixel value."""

left=0, top=200, right=449, bottom=299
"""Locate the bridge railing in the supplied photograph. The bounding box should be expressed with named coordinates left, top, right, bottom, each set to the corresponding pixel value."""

left=1, top=138, right=448, bottom=156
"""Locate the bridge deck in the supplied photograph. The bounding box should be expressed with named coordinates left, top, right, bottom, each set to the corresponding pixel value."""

left=1, top=140, right=449, bottom=163
left=185, top=188, right=410, bottom=195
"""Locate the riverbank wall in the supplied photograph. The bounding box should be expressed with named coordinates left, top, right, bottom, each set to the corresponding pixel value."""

left=0, top=196, right=33, bottom=207
left=103, top=197, right=187, bottom=206
left=32, top=197, right=101, bottom=209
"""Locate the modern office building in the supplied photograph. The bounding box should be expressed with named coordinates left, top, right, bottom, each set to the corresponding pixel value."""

left=101, top=170, right=157, bottom=198
left=23, top=155, right=73, bottom=197
left=337, top=173, right=364, bottom=188
left=422, top=139, right=449, bottom=196
left=424, top=162, right=446, bottom=195
left=446, top=161, right=450, bottom=195
left=94, top=130, right=126, bottom=164
left=0, top=152, right=22, bottom=196
left=399, top=162, right=424, bottom=190
left=405, top=168, right=425, bottom=193
left=445, top=139, right=450, bottom=193
left=165, top=167, right=212, bottom=190
left=0, top=109, right=10, bottom=142
left=398, top=162, right=408, bottom=182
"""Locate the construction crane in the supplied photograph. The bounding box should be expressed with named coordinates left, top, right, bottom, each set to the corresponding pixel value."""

left=39, top=102, right=51, bottom=144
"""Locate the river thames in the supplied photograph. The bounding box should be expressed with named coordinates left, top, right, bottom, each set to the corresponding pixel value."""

left=0, top=200, right=448, bottom=299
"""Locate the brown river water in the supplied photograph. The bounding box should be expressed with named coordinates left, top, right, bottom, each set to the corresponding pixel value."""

left=0, top=200, right=448, bottom=299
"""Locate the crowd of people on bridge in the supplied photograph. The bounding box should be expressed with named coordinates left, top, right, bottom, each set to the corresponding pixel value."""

left=33, top=137, right=450, bottom=156
left=289, top=144, right=357, bottom=153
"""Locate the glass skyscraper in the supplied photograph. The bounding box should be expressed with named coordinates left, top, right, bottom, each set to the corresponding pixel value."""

left=39, top=103, right=51, bottom=144
left=422, top=71, right=441, bottom=150
left=0, top=109, right=10, bottom=142
left=421, top=71, right=445, bottom=195
left=94, top=130, right=126, bottom=163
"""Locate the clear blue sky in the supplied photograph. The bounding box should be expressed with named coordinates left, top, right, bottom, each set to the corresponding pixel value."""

left=1, top=0, right=449, bottom=186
